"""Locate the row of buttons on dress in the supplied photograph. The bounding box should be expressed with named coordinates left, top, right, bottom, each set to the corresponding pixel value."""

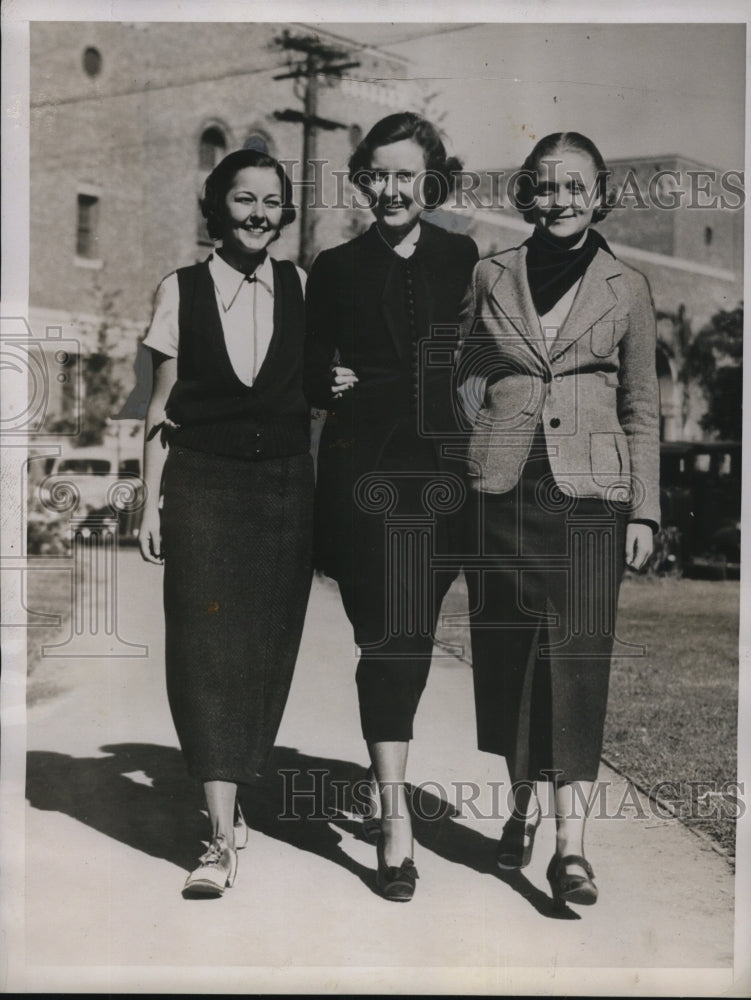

left=405, top=264, right=419, bottom=415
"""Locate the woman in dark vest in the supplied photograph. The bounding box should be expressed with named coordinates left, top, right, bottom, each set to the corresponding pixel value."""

left=139, top=148, right=313, bottom=897
left=305, top=112, right=478, bottom=901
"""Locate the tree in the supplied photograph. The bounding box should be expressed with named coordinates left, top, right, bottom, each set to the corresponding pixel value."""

left=47, top=291, right=124, bottom=446
left=656, top=303, right=692, bottom=431
left=684, top=304, right=743, bottom=440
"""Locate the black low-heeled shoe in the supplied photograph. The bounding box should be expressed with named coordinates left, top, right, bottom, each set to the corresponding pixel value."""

left=546, top=853, right=598, bottom=908
left=496, top=805, right=542, bottom=870
left=376, top=836, right=418, bottom=902
left=352, top=769, right=381, bottom=844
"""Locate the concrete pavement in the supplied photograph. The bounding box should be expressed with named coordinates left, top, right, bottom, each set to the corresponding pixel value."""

left=8, top=548, right=741, bottom=993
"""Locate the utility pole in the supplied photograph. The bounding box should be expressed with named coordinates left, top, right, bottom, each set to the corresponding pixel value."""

left=272, top=30, right=360, bottom=270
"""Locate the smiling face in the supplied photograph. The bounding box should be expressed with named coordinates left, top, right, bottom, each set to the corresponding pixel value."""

left=531, top=148, right=602, bottom=243
left=218, top=166, right=283, bottom=268
left=366, top=138, right=427, bottom=240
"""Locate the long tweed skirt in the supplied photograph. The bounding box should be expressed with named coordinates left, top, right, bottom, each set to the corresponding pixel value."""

left=161, top=446, right=314, bottom=783
left=465, top=438, right=627, bottom=783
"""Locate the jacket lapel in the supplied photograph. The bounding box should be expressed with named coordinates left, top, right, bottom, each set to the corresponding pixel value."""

left=488, top=243, right=623, bottom=365
left=488, top=247, right=548, bottom=369
left=555, top=248, right=622, bottom=350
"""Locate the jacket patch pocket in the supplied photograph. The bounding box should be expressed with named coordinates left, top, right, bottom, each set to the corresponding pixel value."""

left=590, top=317, right=627, bottom=357
left=590, top=431, right=623, bottom=485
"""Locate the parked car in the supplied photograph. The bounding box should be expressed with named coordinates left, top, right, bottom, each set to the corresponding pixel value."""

left=659, top=441, right=741, bottom=576
left=36, top=445, right=145, bottom=544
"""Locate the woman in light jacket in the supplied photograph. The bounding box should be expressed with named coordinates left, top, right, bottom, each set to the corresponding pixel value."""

left=457, top=132, right=659, bottom=908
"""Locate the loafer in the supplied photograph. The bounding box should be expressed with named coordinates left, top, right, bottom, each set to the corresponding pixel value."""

left=182, top=836, right=238, bottom=898
left=361, top=817, right=382, bottom=844
left=546, top=853, right=598, bottom=908
left=496, top=804, right=542, bottom=870
left=353, top=769, right=381, bottom=844
left=376, top=835, right=418, bottom=902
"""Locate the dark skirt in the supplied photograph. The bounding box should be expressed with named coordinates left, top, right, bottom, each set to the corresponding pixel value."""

left=315, top=415, right=466, bottom=741
left=161, top=446, right=314, bottom=783
left=465, top=436, right=627, bottom=783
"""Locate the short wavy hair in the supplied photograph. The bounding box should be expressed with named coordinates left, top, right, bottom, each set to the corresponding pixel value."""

left=348, top=111, right=463, bottom=210
left=510, top=131, right=615, bottom=225
left=199, top=148, right=296, bottom=241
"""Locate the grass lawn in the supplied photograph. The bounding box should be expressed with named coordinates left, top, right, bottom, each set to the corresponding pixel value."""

left=439, top=574, right=740, bottom=859
left=604, top=575, right=739, bottom=858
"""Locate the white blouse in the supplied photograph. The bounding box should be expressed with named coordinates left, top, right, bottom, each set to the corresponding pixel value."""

left=142, top=252, right=307, bottom=387
left=536, top=277, right=582, bottom=347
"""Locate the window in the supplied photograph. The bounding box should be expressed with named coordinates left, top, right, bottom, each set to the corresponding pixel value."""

left=197, top=126, right=228, bottom=247
left=83, top=47, right=102, bottom=77
left=58, top=459, right=112, bottom=476
left=244, top=133, right=269, bottom=154
left=199, top=127, right=227, bottom=171
left=76, top=193, right=99, bottom=258
left=118, top=459, right=141, bottom=477
left=704, top=226, right=713, bottom=246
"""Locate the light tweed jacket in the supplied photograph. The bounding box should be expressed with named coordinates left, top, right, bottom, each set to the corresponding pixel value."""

left=457, top=240, right=661, bottom=528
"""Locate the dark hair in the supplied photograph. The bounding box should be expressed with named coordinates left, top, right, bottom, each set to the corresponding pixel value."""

left=510, top=131, right=614, bottom=224
left=199, top=148, right=296, bottom=240
left=348, top=111, right=463, bottom=210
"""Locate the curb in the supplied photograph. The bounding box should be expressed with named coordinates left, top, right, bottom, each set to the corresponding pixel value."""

left=600, top=753, right=735, bottom=868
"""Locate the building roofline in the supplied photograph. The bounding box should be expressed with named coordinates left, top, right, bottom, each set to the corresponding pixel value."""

left=476, top=153, right=736, bottom=175
left=606, top=153, right=738, bottom=173
left=444, top=206, right=739, bottom=283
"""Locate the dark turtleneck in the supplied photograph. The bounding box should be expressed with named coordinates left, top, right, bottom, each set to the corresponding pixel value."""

left=525, top=227, right=614, bottom=316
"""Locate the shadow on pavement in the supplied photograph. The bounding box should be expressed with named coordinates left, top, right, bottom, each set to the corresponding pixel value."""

left=26, top=743, right=571, bottom=915
left=25, top=744, right=375, bottom=888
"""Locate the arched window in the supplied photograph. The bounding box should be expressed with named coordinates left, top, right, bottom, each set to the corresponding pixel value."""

left=83, top=47, right=102, bottom=77
left=197, top=125, right=229, bottom=249
left=244, top=132, right=271, bottom=155
left=199, top=126, right=227, bottom=171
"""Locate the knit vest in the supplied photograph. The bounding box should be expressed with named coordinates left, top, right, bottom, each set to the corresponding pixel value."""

left=165, top=258, right=310, bottom=460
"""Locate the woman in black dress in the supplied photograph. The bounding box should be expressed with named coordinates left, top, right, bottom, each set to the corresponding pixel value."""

left=140, top=149, right=313, bottom=897
left=305, top=112, right=478, bottom=900
left=458, top=132, right=659, bottom=907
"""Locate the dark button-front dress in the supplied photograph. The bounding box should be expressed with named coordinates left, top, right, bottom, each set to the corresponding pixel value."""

left=305, top=221, right=478, bottom=742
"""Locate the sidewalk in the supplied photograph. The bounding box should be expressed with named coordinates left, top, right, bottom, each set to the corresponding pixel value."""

left=12, top=549, right=738, bottom=993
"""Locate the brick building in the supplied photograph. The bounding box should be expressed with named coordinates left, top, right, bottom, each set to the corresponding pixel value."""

left=27, top=24, right=744, bottom=444
left=28, top=21, right=415, bottom=433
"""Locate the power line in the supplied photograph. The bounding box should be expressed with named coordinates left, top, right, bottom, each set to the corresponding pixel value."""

left=270, top=30, right=360, bottom=270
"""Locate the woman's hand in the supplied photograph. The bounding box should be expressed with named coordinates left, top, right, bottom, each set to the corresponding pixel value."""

left=330, top=366, right=358, bottom=399
left=625, top=522, right=653, bottom=572
left=139, top=507, right=164, bottom=565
